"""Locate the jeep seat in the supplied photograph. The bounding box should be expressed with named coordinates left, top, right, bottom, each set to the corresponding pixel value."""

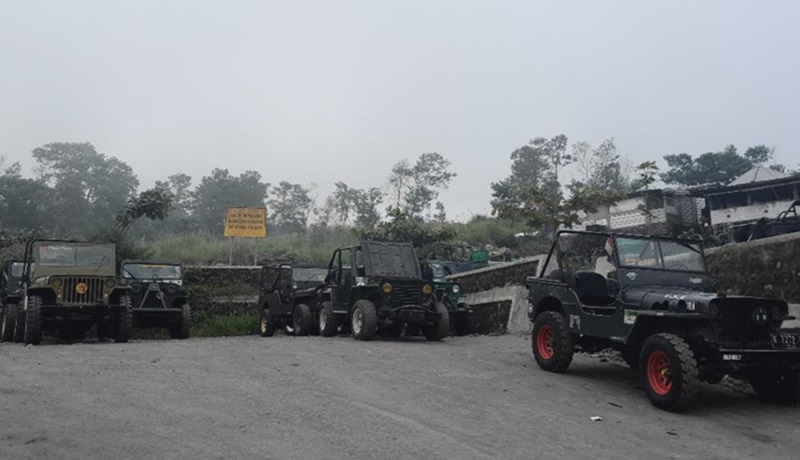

left=574, top=271, right=612, bottom=306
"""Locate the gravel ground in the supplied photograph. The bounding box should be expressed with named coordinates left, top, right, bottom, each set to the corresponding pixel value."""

left=1, top=334, right=799, bottom=460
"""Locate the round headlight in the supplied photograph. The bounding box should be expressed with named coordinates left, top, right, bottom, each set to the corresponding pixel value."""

left=131, top=284, right=142, bottom=294
left=50, top=278, right=63, bottom=289
left=422, top=284, right=433, bottom=296
left=104, top=278, right=116, bottom=289
left=382, top=283, right=393, bottom=295
left=452, top=285, right=460, bottom=294
left=166, top=285, right=179, bottom=295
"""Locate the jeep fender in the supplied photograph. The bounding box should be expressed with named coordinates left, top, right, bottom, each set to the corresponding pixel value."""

left=625, top=313, right=714, bottom=348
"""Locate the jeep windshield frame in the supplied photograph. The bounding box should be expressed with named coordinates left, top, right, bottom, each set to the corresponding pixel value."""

left=614, top=235, right=707, bottom=274
left=121, top=262, right=183, bottom=281
left=26, top=240, right=117, bottom=278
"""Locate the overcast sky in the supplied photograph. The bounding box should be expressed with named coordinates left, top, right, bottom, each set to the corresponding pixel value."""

left=2, top=1, right=798, bottom=220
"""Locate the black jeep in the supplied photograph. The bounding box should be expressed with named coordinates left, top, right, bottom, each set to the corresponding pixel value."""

left=120, top=260, right=191, bottom=339
left=20, top=240, right=133, bottom=345
left=0, top=260, right=26, bottom=342
left=257, top=263, right=328, bottom=337
left=527, top=230, right=800, bottom=412
left=317, top=240, right=449, bottom=341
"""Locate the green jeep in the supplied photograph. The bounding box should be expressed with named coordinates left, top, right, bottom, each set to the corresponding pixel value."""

left=20, top=240, right=133, bottom=345
left=317, top=240, right=449, bottom=341
left=430, top=262, right=472, bottom=335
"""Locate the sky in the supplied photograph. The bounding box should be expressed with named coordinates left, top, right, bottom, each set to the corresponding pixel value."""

left=1, top=0, right=799, bottom=221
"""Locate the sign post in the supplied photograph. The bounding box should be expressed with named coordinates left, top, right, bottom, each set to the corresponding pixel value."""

left=224, top=207, right=267, bottom=265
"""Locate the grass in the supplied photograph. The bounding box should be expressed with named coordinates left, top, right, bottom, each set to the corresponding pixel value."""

left=130, top=314, right=261, bottom=340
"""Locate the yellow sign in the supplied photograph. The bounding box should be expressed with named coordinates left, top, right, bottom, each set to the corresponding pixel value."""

left=224, top=207, right=267, bottom=238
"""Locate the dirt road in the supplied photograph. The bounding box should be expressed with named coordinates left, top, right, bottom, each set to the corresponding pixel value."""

left=1, top=334, right=798, bottom=460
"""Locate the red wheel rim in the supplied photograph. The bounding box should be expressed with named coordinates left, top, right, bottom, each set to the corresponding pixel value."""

left=536, top=325, right=555, bottom=360
left=646, top=350, right=672, bottom=396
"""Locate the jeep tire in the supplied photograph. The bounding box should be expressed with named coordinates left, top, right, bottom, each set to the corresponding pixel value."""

left=292, top=304, right=313, bottom=336
left=532, top=311, right=574, bottom=373
left=170, top=303, right=191, bottom=339
left=112, top=295, right=133, bottom=343
left=1, top=303, right=16, bottom=342
left=423, top=301, right=450, bottom=341
left=318, top=302, right=338, bottom=337
left=13, top=305, right=25, bottom=343
left=639, top=333, right=699, bottom=412
left=259, top=309, right=276, bottom=337
left=351, top=300, right=377, bottom=341
left=748, top=368, right=800, bottom=404
left=24, top=296, right=44, bottom=346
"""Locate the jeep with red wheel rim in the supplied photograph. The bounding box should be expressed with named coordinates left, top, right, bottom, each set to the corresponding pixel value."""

left=526, top=230, right=800, bottom=412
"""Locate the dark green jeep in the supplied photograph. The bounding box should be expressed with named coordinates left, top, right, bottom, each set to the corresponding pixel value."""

left=0, top=260, right=26, bottom=342
left=20, top=240, right=133, bottom=345
left=527, top=230, right=800, bottom=412
left=317, top=241, right=449, bottom=341
left=256, top=263, right=328, bottom=337
left=120, top=260, right=191, bottom=339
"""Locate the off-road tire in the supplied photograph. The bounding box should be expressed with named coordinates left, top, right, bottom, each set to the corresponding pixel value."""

left=112, top=295, right=133, bottom=343
left=170, top=303, right=191, bottom=339
left=423, top=302, right=450, bottom=341
left=1, top=304, right=17, bottom=342
left=748, top=369, right=800, bottom=405
left=452, top=307, right=473, bottom=336
left=292, top=304, right=313, bottom=336
left=639, top=333, right=699, bottom=412
left=259, top=309, right=275, bottom=337
left=318, top=302, right=338, bottom=337
left=13, top=305, right=25, bottom=343
left=351, top=300, right=377, bottom=341
left=532, top=311, right=574, bottom=373
left=24, top=296, right=43, bottom=346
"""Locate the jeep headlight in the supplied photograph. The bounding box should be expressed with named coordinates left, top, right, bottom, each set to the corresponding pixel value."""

left=452, top=284, right=460, bottom=294
left=422, top=284, right=433, bottom=296
left=104, top=279, right=116, bottom=289
left=382, top=283, right=393, bottom=295
left=166, top=285, right=179, bottom=295
left=50, top=278, right=63, bottom=289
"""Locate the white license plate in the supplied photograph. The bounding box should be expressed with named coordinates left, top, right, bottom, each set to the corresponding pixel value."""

left=771, top=333, right=800, bottom=349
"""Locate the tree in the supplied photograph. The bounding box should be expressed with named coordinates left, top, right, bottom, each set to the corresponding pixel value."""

left=359, top=207, right=455, bottom=248
left=388, top=152, right=456, bottom=219
left=155, top=173, right=193, bottom=215
left=267, top=181, right=313, bottom=234
left=0, top=162, right=51, bottom=232
left=490, top=135, right=568, bottom=218
left=352, top=187, right=384, bottom=229
left=192, top=168, right=269, bottom=234
left=32, top=142, right=139, bottom=237
left=662, top=144, right=784, bottom=187
left=325, top=182, right=358, bottom=226
left=116, top=188, right=173, bottom=233
left=634, top=161, right=660, bottom=228
left=570, top=138, right=632, bottom=192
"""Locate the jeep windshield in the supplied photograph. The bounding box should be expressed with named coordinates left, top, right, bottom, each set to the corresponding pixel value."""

left=615, top=236, right=705, bottom=273
left=36, top=244, right=114, bottom=269
left=122, top=263, right=182, bottom=280
left=292, top=267, right=327, bottom=284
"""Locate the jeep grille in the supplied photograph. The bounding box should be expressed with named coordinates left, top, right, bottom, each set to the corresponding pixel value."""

left=62, top=277, right=105, bottom=305
left=388, top=284, right=424, bottom=307
left=717, top=299, right=774, bottom=349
